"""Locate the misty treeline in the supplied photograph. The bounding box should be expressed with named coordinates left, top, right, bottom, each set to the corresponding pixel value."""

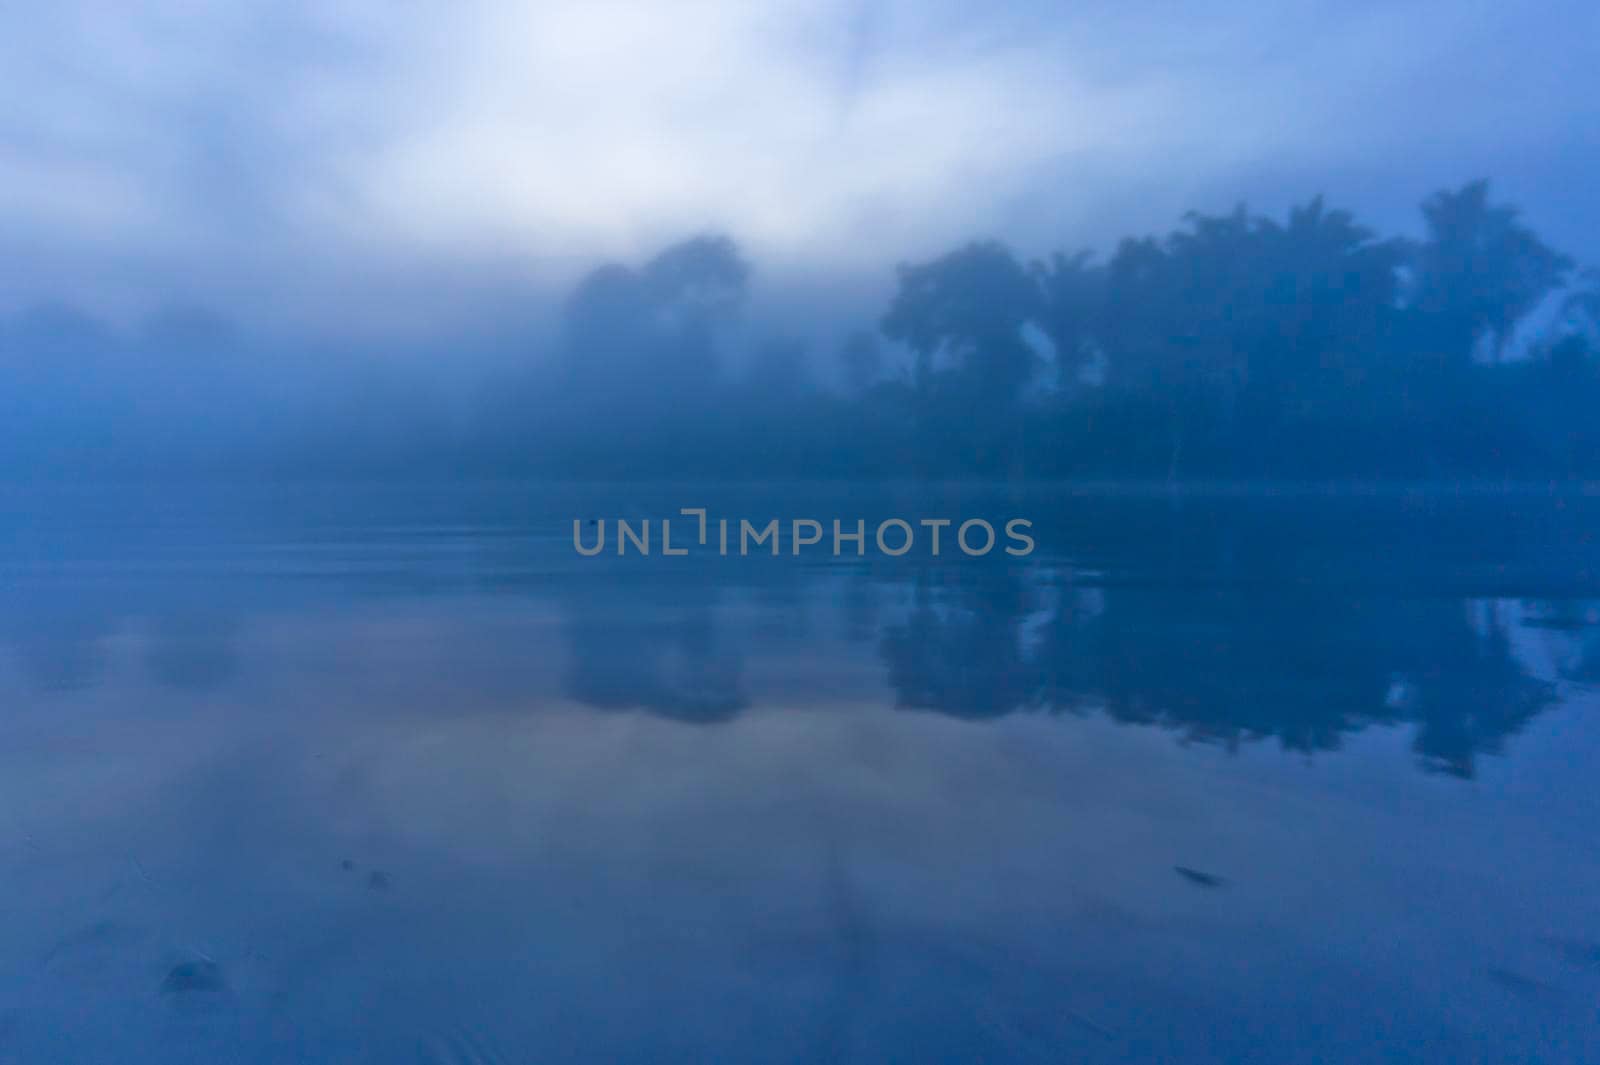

left=4, top=180, right=1597, bottom=480
left=506, top=178, right=1596, bottom=479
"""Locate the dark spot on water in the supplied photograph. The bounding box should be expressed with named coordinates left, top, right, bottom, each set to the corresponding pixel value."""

left=340, top=859, right=355, bottom=871
left=161, top=959, right=226, bottom=995
left=1174, top=866, right=1224, bottom=888
left=368, top=870, right=390, bottom=891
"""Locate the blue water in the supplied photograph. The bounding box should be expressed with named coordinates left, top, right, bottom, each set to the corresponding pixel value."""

left=1, top=483, right=1597, bottom=1063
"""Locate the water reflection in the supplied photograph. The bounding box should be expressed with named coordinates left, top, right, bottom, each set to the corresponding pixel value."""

left=2, top=486, right=1596, bottom=781
left=875, top=566, right=1566, bottom=778
left=562, top=584, right=748, bottom=723
left=880, top=565, right=1038, bottom=720
left=2, top=486, right=1599, bottom=1062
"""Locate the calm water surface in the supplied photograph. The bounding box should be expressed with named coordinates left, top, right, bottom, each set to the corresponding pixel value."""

left=2, top=483, right=1598, bottom=1063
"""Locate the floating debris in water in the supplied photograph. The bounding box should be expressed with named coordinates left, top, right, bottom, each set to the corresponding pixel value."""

left=340, top=859, right=355, bottom=871
left=1174, top=866, right=1225, bottom=888
left=368, top=870, right=391, bottom=891
left=161, top=959, right=226, bottom=995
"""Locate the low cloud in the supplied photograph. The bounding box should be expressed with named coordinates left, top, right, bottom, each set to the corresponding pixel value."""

left=1, top=0, right=1596, bottom=335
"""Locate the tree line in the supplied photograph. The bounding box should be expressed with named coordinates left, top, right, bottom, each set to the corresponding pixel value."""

left=516, top=179, right=1598, bottom=480
left=3, top=179, right=1596, bottom=480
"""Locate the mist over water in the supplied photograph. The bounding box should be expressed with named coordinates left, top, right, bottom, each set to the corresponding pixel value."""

left=6, top=184, right=1600, bottom=482
left=3, top=484, right=1599, bottom=1062
left=7, top=2, right=1600, bottom=1061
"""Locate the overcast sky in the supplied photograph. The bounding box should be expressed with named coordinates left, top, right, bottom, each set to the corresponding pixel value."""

left=4, top=0, right=1597, bottom=338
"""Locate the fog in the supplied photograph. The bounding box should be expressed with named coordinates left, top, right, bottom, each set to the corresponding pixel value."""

left=3, top=1, right=1600, bottom=479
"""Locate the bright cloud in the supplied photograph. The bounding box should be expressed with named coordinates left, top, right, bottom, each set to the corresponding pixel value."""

left=1, top=0, right=1596, bottom=332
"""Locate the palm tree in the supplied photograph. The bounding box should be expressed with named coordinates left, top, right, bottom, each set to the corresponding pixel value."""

left=1410, top=181, right=1572, bottom=363
left=1249, top=196, right=1404, bottom=412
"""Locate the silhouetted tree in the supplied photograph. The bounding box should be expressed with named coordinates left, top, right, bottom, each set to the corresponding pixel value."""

left=639, top=234, right=750, bottom=383
left=881, top=241, right=1042, bottom=474
left=881, top=240, right=1040, bottom=402
left=562, top=263, right=654, bottom=388
left=1408, top=180, right=1572, bottom=364
left=1033, top=249, right=1105, bottom=392
left=558, top=234, right=749, bottom=426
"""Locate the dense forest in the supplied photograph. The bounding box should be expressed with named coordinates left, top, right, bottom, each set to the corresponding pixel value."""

left=508, top=179, right=1596, bottom=479
left=4, top=180, right=1597, bottom=481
